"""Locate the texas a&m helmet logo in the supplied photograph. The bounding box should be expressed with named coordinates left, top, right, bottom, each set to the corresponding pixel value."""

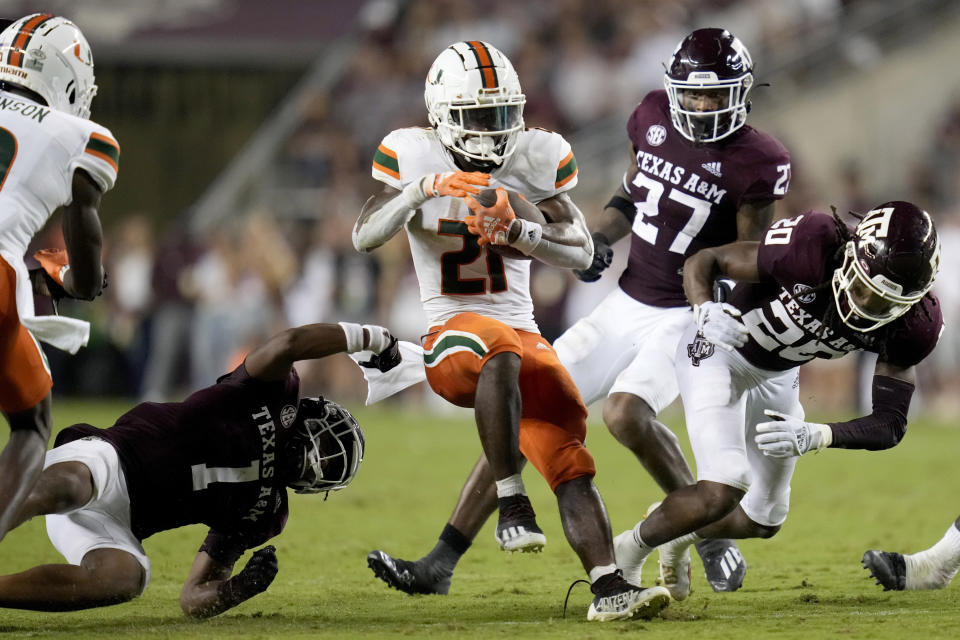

left=687, top=332, right=715, bottom=366
left=856, top=207, right=894, bottom=245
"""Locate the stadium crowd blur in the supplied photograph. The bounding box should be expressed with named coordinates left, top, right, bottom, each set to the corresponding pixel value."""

left=27, top=0, right=960, bottom=416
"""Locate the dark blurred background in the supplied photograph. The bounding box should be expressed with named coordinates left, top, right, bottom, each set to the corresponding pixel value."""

left=13, top=0, right=960, bottom=416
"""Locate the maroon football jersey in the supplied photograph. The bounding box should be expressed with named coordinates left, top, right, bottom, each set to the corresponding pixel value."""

left=619, top=90, right=791, bottom=306
left=55, top=364, right=301, bottom=548
left=729, top=212, right=943, bottom=371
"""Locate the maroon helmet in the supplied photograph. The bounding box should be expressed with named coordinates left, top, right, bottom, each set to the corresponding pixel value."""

left=832, top=201, right=941, bottom=332
left=664, top=28, right=754, bottom=143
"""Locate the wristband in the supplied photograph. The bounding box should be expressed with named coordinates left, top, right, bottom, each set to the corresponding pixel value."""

left=605, top=195, right=636, bottom=223
left=338, top=322, right=365, bottom=353
left=362, top=324, right=392, bottom=354
left=402, top=176, right=432, bottom=209
left=510, top=218, right=543, bottom=254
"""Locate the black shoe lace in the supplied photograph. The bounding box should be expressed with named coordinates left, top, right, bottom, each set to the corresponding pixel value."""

left=562, top=579, right=590, bottom=619
left=499, top=495, right=535, bottom=522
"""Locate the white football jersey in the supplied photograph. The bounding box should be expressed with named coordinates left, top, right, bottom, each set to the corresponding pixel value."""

left=0, top=89, right=119, bottom=339
left=372, top=127, right=578, bottom=332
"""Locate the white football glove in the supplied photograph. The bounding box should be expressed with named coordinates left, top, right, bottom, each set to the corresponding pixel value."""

left=754, top=409, right=833, bottom=458
left=693, top=301, right=749, bottom=352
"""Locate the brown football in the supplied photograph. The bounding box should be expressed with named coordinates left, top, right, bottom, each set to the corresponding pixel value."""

left=471, top=188, right=546, bottom=260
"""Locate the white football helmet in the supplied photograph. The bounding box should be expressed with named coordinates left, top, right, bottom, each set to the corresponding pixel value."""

left=424, top=41, right=525, bottom=166
left=0, top=14, right=97, bottom=119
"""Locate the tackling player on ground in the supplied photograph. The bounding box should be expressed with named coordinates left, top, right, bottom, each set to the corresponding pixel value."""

left=356, top=41, right=669, bottom=621
left=614, top=201, right=942, bottom=601
left=369, top=28, right=789, bottom=597
left=0, top=14, right=117, bottom=543
left=0, top=321, right=393, bottom=617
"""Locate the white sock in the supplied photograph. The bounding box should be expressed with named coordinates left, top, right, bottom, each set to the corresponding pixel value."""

left=659, top=532, right=702, bottom=565
left=495, top=474, right=525, bottom=498
left=631, top=522, right=655, bottom=554
left=589, top=564, right=618, bottom=583
left=906, top=523, right=960, bottom=589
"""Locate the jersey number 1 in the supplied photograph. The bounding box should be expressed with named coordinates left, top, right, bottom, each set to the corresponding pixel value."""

left=439, top=219, right=507, bottom=294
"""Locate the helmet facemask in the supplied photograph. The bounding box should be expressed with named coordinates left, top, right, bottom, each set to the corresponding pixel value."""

left=831, top=236, right=940, bottom=332
left=285, top=398, right=364, bottom=494
left=430, top=91, right=525, bottom=166
left=665, top=74, right=752, bottom=143
left=424, top=42, right=526, bottom=167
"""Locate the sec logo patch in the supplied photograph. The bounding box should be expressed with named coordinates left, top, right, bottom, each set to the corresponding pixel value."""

left=280, top=404, right=297, bottom=428
left=646, top=124, right=667, bottom=146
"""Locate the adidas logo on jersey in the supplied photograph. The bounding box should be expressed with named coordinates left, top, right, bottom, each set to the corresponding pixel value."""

left=701, top=161, right=722, bottom=177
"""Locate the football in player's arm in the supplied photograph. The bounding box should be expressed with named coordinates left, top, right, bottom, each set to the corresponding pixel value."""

left=0, top=322, right=398, bottom=617
left=0, top=14, right=117, bottom=544
left=613, top=202, right=941, bottom=601
left=360, top=41, right=671, bottom=623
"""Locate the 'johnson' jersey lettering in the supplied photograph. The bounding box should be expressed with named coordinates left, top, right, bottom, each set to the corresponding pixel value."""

left=729, top=212, right=943, bottom=371
left=619, top=90, right=790, bottom=307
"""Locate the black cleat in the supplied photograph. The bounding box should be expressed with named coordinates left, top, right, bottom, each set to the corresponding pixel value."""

left=367, top=550, right=450, bottom=595
left=694, top=538, right=747, bottom=592
left=495, top=495, right=546, bottom=553
left=587, top=570, right=670, bottom=622
left=862, top=550, right=907, bottom=591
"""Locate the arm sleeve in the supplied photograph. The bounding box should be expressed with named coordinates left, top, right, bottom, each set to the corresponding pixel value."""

left=756, top=213, right=837, bottom=283
left=737, top=133, right=790, bottom=204
left=828, top=375, right=914, bottom=450
left=69, top=123, right=119, bottom=193
left=371, top=133, right=403, bottom=189
left=552, top=139, right=578, bottom=194
left=199, top=530, right=250, bottom=566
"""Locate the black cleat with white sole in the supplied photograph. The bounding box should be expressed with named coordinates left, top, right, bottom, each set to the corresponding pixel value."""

left=587, top=570, right=670, bottom=622
left=862, top=550, right=907, bottom=591
left=495, top=494, right=546, bottom=553
left=367, top=549, right=451, bottom=595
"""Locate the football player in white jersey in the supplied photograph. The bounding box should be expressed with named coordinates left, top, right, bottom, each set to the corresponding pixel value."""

left=357, top=41, right=669, bottom=621
left=0, top=14, right=118, bottom=543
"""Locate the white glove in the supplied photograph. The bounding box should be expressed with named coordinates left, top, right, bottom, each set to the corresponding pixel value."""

left=693, top=301, right=749, bottom=351
left=754, top=409, right=833, bottom=457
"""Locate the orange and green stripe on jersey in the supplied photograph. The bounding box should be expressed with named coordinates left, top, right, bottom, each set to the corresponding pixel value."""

left=84, top=133, right=120, bottom=173
left=555, top=151, right=578, bottom=189
left=372, top=143, right=400, bottom=180
left=423, top=330, right=488, bottom=368
left=6, top=14, right=55, bottom=67
left=465, top=41, right=498, bottom=89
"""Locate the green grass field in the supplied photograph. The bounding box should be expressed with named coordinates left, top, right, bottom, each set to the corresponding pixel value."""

left=1, top=399, right=959, bottom=639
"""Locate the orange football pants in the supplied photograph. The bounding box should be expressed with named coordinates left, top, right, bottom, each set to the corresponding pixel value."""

left=0, top=256, right=52, bottom=413
left=423, top=312, right=594, bottom=490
